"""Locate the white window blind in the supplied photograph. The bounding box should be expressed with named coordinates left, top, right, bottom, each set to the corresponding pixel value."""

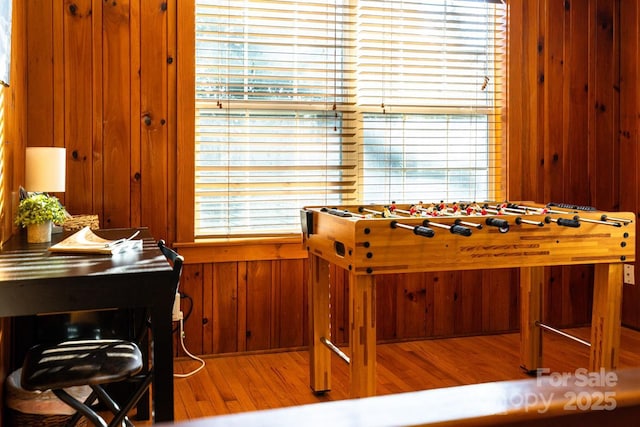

left=194, top=0, right=506, bottom=237
left=195, top=0, right=356, bottom=237
left=357, top=0, right=506, bottom=203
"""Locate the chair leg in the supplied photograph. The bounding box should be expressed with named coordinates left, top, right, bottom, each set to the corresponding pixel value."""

left=109, top=372, right=154, bottom=427
left=89, top=385, right=135, bottom=427
left=65, top=390, right=98, bottom=427
left=53, top=389, right=108, bottom=427
left=53, top=375, right=153, bottom=427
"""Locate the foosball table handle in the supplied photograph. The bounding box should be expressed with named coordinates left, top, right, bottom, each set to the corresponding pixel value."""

left=413, top=225, right=435, bottom=238
left=485, top=217, right=510, bottom=233
left=389, top=221, right=435, bottom=238
left=449, top=224, right=472, bottom=236
left=421, top=220, right=472, bottom=237
left=545, top=216, right=581, bottom=227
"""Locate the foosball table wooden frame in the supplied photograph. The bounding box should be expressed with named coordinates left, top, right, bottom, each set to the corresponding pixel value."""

left=300, top=202, right=635, bottom=398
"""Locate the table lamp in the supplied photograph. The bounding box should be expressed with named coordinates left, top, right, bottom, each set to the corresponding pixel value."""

left=25, top=147, right=67, bottom=234
left=25, top=147, right=66, bottom=193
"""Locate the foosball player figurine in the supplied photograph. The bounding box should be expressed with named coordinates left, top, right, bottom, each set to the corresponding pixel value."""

left=425, top=203, right=436, bottom=216
left=389, top=201, right=397, bottom=212
left=470, top=202, right=485, bottom=215
left=465, top=203, right=475, bottom=216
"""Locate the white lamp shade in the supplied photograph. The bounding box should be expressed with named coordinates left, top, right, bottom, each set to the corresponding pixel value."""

left=25, top=147, right=66, bottom=193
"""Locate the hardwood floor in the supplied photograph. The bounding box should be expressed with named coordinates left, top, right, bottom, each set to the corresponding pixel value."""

left=136, top=327, right=640, bottom=425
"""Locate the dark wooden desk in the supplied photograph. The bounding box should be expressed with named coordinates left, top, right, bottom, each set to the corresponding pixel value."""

left=0, top=228, right=176, bottom=422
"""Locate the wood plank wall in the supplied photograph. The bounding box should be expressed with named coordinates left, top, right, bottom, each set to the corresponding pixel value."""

left=174, top=246, right=521, bottom=355
left=1, top=0, right=640, bottom=364
left=618, top=1, right=640, bottom=328
left=508, top=0, right=640, bottom=329
left=7, top=0, right=175, bottom=241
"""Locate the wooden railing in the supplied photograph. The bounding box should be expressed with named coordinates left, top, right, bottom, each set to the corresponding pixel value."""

left=162, top=367, right=640, bottom=427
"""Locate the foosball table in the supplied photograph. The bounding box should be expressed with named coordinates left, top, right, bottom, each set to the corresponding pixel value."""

left=300, top=201, right=635, bottom=398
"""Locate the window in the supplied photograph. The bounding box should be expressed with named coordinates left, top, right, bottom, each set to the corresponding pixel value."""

left=194, top=0, right=506, bottom=237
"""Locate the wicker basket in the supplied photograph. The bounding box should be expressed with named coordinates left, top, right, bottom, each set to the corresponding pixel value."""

left=4, top=369, right=89, bottom=427
left=6, top=408, right=88, bottom=427
left=62, top=214, right=100, bottom=231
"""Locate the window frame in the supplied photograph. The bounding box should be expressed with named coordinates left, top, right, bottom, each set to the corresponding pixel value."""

left=176, top=0, right=197, bottom=243
left=177, top=0, right=506, bottom=242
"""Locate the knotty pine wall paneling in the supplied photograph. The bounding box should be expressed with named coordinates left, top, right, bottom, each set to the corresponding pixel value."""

left=277, top=259, right=307, bottom=348
left=140, top=0, right=171, bottom=240
left=481, top=269, right=520, bottom=332
left=507, top=0, right=640, bottom=331
left=65, top=0, right=97, bottom=217
left=210, top=262, right=238, bottom=354
left=178, top=259, right=512, bottom=356
left=553, top=0, right=593, bottom=328
left=101, top=0, right=132, bottom=227
left=590, top=1, right=619, bottom=210
left=506, top=0, right=543, bottom=202
left=19, top=0, right=176, bottom=239
left=25, top=1, right=56, bottom=154
left=1, top=0, right=26, bottom=244
left=619, top=0, right=640, bottom=328
left=246, top=260, right=273, bottom=351
left=5, top=0, right=640, bottom=367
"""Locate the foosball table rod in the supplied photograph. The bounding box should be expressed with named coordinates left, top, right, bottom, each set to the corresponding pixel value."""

left=535, top=321, right=591, bottom=347
left=601, top=214, right=633, bottom=224
left=320, top=336, right=351, bottom=365
left=573, top=215, right=622, bottom=227
left=390, top=220, right=435, bottom=238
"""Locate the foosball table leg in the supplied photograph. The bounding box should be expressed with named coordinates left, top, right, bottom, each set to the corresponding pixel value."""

left=309, top=254, right=332, bottom=394
left=590, top=263, right=623, bottom=371
left=349, top=273, right=377, bottom=398
left=520, top=266, right=544, bottom=375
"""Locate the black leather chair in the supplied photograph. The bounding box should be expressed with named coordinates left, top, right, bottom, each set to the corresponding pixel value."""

left=20, top=240, right=184, bottom=427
